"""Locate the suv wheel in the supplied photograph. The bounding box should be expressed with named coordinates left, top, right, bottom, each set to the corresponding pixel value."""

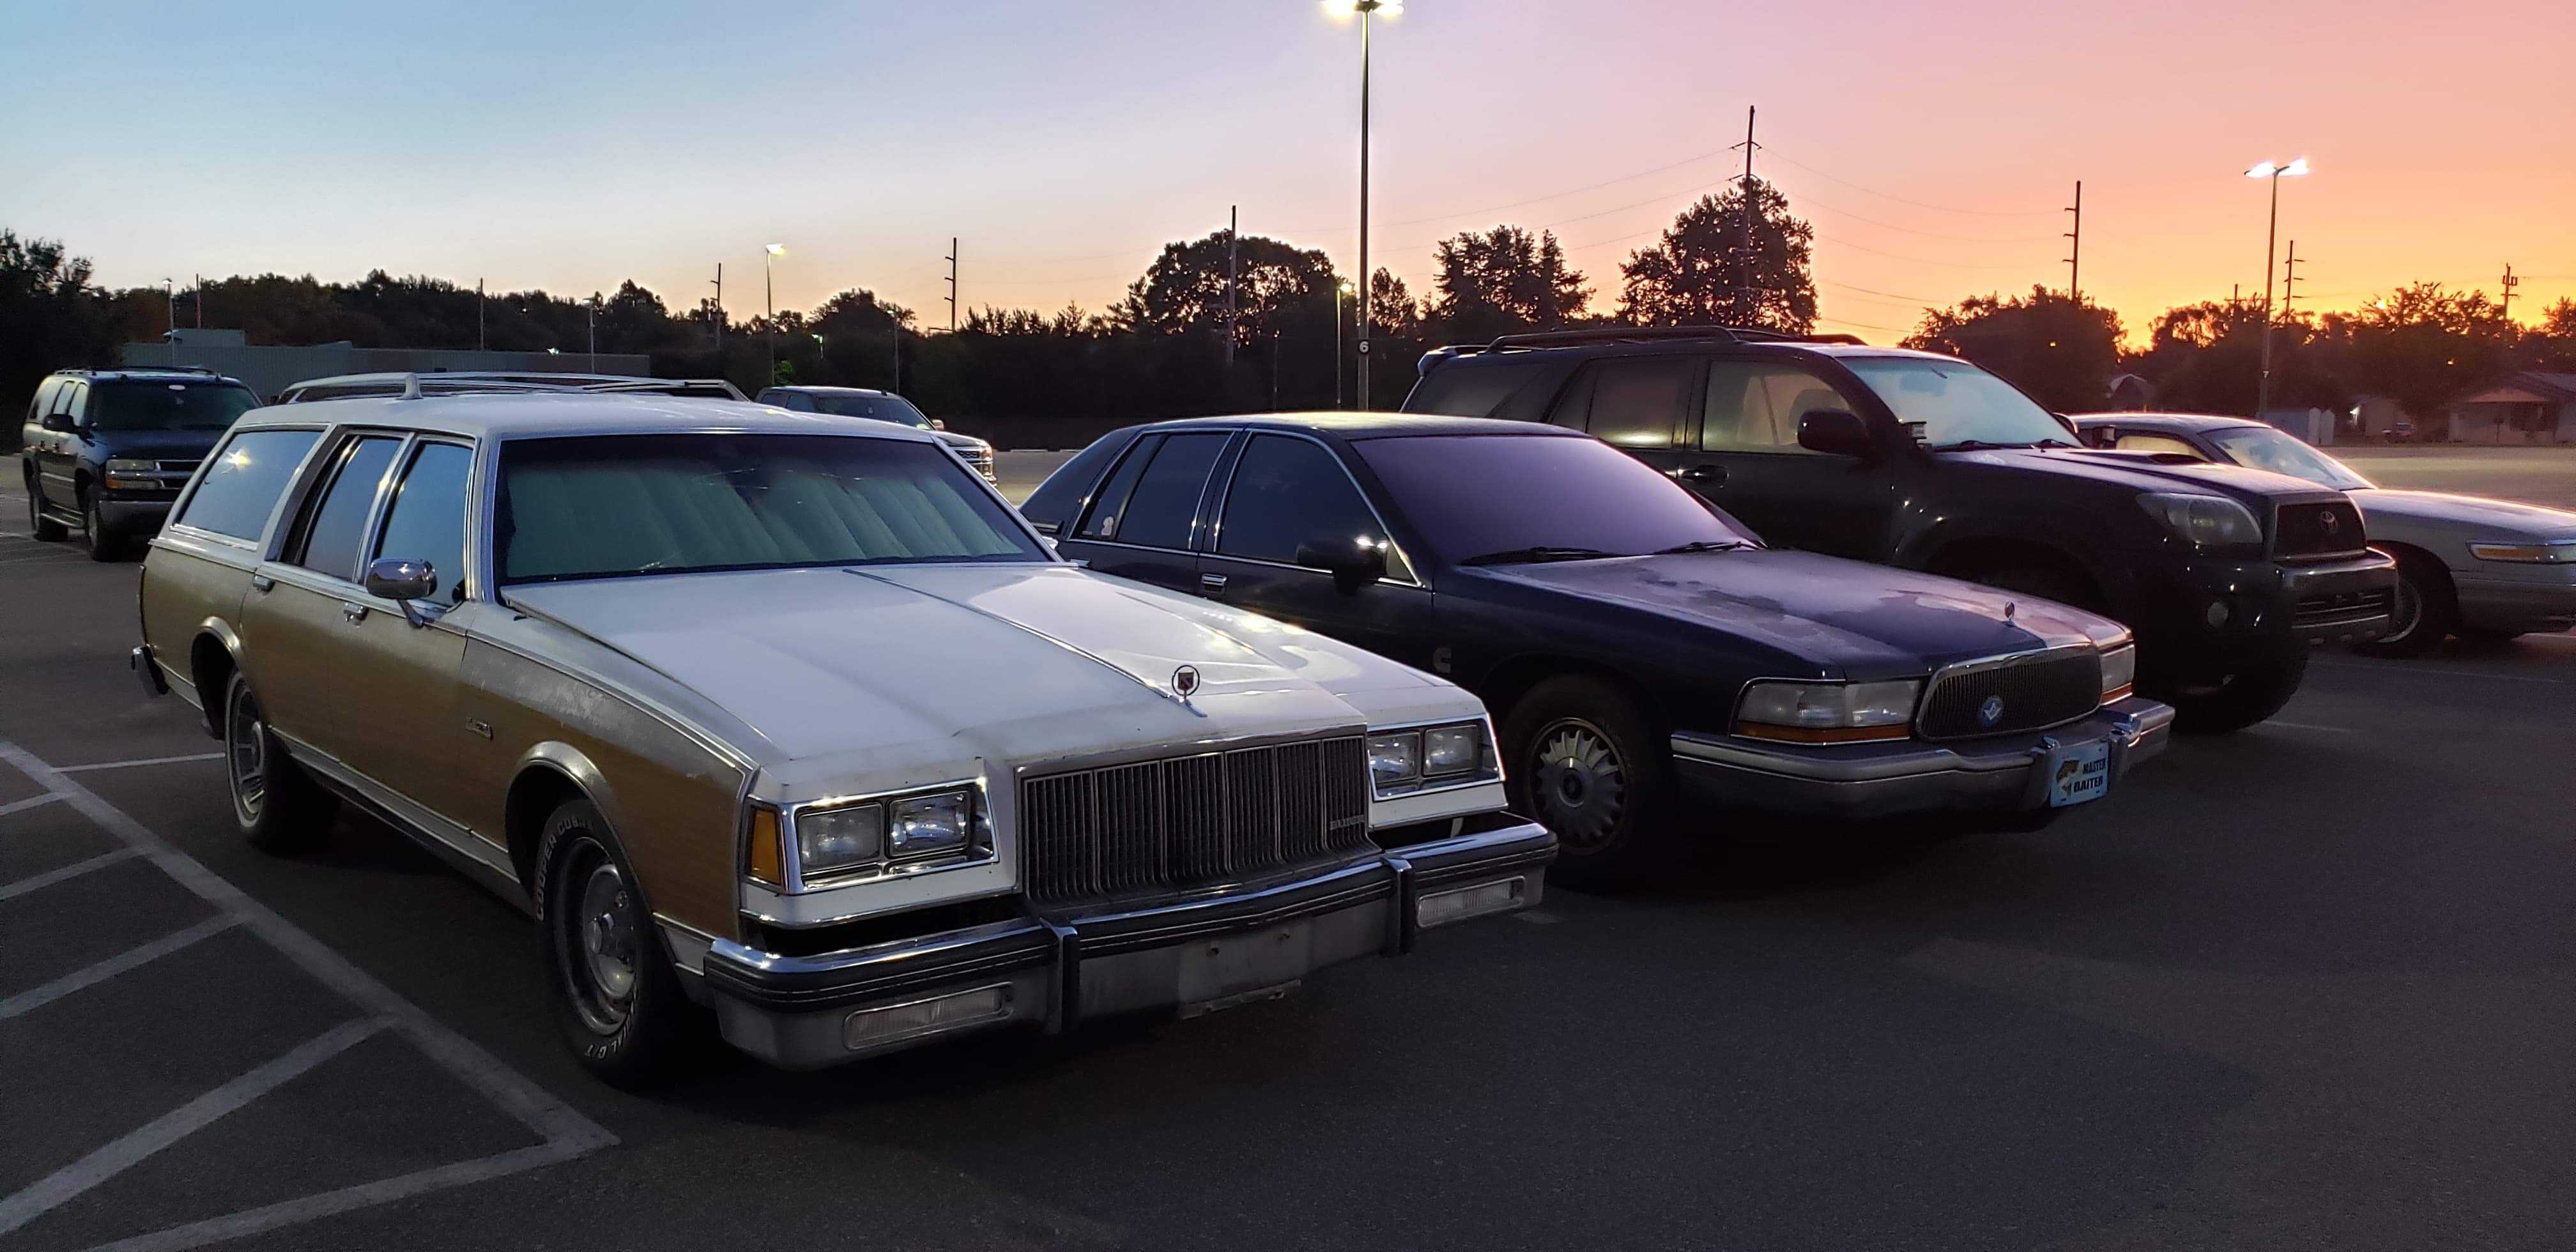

left=26, top=473, right=66, bottom=541
left=2352, top=551, right=2454, bottom=659
left=84, top=491, right=125, bottom=561
left=1503, top=675, right=1676, bottom=890
left=223, top=672, right=337, bottom=850
left=2155, top=646, right=2310, bottom=734
left=535, top=798, right=707, bottom=1087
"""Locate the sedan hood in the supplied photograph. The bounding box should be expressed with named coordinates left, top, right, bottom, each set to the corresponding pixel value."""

left=1951, top=447, right=2345, bottom=505
left=502, top=564, right=1431, bottom=774
left=1476, top=549, right=2122, bottom=677
left=2352, top=488, right=2576, bottom=539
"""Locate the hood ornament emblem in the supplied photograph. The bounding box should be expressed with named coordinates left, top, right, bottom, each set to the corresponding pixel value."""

left=1171, top=665, right=1202, bottom=701
left=2004, top=600, right=2017, bottom=623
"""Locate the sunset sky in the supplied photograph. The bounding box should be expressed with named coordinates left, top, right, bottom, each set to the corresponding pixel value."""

left=4, top=0, right=2570, bottom=347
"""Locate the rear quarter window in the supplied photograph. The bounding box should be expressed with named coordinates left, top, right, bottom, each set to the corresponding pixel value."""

left=1020, top=430, right=1139, bottom=534
left=175, top=429, right=324, bottom=542
left=1402, top=358, right=1551, bottom=417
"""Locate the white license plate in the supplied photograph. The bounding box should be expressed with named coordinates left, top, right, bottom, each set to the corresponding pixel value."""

left=2047, top=739, right=2113, bottom=807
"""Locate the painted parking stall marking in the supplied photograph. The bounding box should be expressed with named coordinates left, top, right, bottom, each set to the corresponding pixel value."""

left=0, top=740, right=615, bottom=1249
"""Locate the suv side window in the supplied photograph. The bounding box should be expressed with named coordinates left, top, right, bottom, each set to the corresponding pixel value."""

left=27, top=378, right=60, bottom=424
left=1565, top=357, right=1690, bottom=448
left=372, top=441, right=475, bottom=605
left=2115, top=432, right=2205, bottom=459
left=1701, top=361, right=1845, bottom=453
left=174, top=429, right=323, bottom=541
left=294, top=435, right=403, bottom=580
left=55, top=381, right=86, bottom=422
left=1216, top=434, right=1383, bottom=565
left=766, top=390, right=817, bottom=412
left=1103, top=432, right=1228, bottom=550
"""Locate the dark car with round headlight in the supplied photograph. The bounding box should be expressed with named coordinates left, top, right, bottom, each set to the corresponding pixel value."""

left=1023, top=414, right=2175, bottom=887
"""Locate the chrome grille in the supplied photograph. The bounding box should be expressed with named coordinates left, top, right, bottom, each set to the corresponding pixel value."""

left=1021, top=737, right=1372, bottom=904
left=2274, top=501, right=2366, bottom=558
left=2294, top=586, right=2392, bottom=630
left=1918, top=650, right=2103, bottom=741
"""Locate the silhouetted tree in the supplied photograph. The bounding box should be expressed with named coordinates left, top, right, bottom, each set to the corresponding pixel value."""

left=1429, top=225, right=1590, bottom=341
left=1901, top=287, right=2124, bottom=413
left=1616, top=179, right=1815, bottom=332
left=2315, top=283, right=2515, bottom=418
left=1, top=231, right=122, bottom=448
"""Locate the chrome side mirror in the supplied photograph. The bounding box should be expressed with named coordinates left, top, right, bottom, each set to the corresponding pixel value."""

left=364, top=557, right=440, bottom=625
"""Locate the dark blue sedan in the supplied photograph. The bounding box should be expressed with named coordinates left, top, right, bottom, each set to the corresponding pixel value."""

left=1023, top=415, right=2174, bottom=886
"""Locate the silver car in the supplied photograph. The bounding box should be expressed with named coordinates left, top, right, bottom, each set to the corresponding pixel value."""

left=2074, top=413, right=2576, bottom=655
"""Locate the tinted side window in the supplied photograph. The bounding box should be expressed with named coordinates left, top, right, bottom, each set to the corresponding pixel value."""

left=174, top=429, right=323, bottom=541
left=1074, top=434, right=1161, bottom=541
left=372, top=441, right=475, bottom=605
left=1109, top=432, right=1228, bottom=550
left=57, top=381, right=86, bottom=419
left=28, top=378, right=60, bottom=424
left=1581, top=357, right=1691, bottom=448
left=1216, top=435, right=1380, bottom=565
left=1020, top=431, right=1137, bottom=535
left=2115, top=432, right=2206, bottom=459
left=295, top=436, right=402, bottom=580
left=1701, top=362, right=1843, bottom=453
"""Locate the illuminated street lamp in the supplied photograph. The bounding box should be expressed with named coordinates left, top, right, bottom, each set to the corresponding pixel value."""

left=764, top=243, right=786, bottom=383
left=1324, top=0, right=1400, bottom=409
left=2244, top=158, right=2308, bottom=418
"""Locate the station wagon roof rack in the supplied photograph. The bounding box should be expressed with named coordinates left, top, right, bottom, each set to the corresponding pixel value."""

left=281, top=372, right=747, bottom=403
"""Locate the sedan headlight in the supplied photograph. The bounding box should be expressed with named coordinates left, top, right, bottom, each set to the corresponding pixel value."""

left=2137, top=492, right=2263, bottom=551
left=770, top=784, right=986, bottom=888
left=2468, top=540, right=2576, bottom=564
left=103, top=457, right=160, bottom=490
left=1368, top=721, right=1496, bottom=797
left=2099, top=643, right=2136, bottom=701
left=1735, top=679, right=1920, bottom=744
left=796, top=803, right=887, bottom=878
left=889, top=791, right=974, bottom=858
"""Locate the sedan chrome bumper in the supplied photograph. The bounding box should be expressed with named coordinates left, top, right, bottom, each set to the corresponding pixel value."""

left=700, top=816, right=1555, bottom=1069
left=1668, top=696, right=2175, bottom=821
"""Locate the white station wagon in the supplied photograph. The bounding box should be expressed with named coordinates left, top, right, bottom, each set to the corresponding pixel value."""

left=130, top=386, right=1554, bottom=1083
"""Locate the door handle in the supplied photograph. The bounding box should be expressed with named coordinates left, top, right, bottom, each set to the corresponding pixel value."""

left=250, top=574, right=275, bottom=593
left=1198, top=572, right=1228, bottom=598
left=341, top=601, right=369, bottom=623
left=1677, top=463, right=1727, bottom=485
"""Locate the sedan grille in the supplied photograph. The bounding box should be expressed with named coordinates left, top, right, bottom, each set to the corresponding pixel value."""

left=1918, top=650, right=2103, bottom=741
left=1020, top=737, right=1372, bottom=904
left=2274, top=501, right=2366, bottom=558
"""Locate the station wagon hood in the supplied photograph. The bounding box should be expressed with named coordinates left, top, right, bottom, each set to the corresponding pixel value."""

left=2350, top=487, right=2576, bottom=538
left=1950, top=447, right=2344, bottom=505
left=500, top=564, right=1429, bottom=767
left=1474, top=549, right=2117, bottom=677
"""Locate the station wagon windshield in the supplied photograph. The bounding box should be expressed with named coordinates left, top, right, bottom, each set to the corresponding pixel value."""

left=495, top=433, right=1044, bottom=584
left=1354, top=434, right=1755, bottom=565
left=1842, top=358, right=2076, bottom=450
left=88, top=381, right=260, bottom=431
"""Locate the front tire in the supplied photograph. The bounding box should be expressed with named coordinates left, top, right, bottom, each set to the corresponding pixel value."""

left=2155, top=646, right=2310, bottom=734
left=1503, top=675, right=1676, bottom=890
left=27, top=473, right=66, bottom=541
left=2352, top=551, right=2455, bottom=658
left=536, top=798, right=705, bottom=1087
left=83, top=491, right=126, bottom=562
left=223, top=672, right=337, bottom=850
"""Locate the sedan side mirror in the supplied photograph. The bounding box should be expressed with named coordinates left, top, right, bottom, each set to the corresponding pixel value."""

left=364, top=557, right=441, bottom=625
left=1294, top=538, right=1388, bottom=592
left=1797, top=409, right=1876, bottom=457
left=930, top=418, right=947, bottom=431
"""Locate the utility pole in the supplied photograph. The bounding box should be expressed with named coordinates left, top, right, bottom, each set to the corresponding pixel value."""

left=587, top=293, right=599, bottom=372
left=477, top=279, right=486, bottom=351
left=2501, top=263, right=2520, bottom=324
left=1729, top=105, right=1760, bottom=315
left=1354, top=8, right=1373, bottom=409
left=711, top=264, right=723, bottom=346
left=2281, top=241, right=2303, bottom=321
left=944, top=238, right=959, bottom=333
left=194, top=274, right=204, bottom=328
left=2064, top=181, right=2082, bottom=302
left=1225, top=205, right=1239, bottom=367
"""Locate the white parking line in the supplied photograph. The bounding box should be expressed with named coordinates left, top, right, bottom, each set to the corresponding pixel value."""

left=2313, top=657, right=2573, bottom=686
left=0, top=848, right=142, bottom=901
left=2262, top=721, right=2356, bottom=735
left=0, top=1018, right=386, bottom=1239
left=0, top=791, right=68, bottom=818
left=0, top=914, right=240, bottom=1022
left=0, top=738, right=615, bottom=1249
left=56, top=752, right=226, bottom=774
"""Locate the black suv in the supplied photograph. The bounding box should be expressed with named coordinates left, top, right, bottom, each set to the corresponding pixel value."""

left=1403, top=327, right=2398, bottom=731
left=20, top=368, right=263, bottom=560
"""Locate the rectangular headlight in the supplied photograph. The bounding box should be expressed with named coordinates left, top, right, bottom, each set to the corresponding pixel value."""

left=1423, top=724, right=1481, bottom=775
left=1367, top=731, right=1422, bottom=790
left=796, top=802, right=885, bottom=878
left=104, top=457, right=159, bottom=489
left=889, top=790, right=974, bottom=859
left=2468, top=540, right=2576, bottom=564
left=2100, top=644, right=2136, bottom=699
left=1736, top=679, right=1920, bottom=743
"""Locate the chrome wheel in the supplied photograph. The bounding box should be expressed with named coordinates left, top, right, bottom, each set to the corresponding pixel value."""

left=562, top=854, right=639, bottom=1035
left=226, top=687, right=267, bottom=825
left=1531, top=718, right=1627, bottom=851
left=2375, top=570, right=2425, bottom=644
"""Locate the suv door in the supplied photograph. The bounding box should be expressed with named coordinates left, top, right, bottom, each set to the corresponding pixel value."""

left=1542, top=355, right=1696, bottom=477
left=1056, top=431, right=1230, bottom=593
left=33, top=380, right=84, bottom=512
left=1674, top=358, right=1902, bottom=558
left=1197, top=432, right=1437, bottom=669
left=240, top=431, right=405, bottom=764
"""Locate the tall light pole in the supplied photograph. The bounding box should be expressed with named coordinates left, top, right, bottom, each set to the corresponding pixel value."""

left=2244, top=157, right=2308, bottom=420
left=764, top=243, right=786, bottom=384
left=586, top=292, right=601, bottom=372
left=1334, top=277, right=1354, bottom=407
left=1326, top=0, right=1400, bottom=409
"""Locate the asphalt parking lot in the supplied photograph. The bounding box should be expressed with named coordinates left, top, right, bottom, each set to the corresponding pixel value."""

left=5, top=466, right=2575, bottom=1252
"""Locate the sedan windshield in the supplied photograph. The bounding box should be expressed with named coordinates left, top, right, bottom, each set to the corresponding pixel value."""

left=1353, top=434, right=1755, bottom=565
left=2208, top=425, right=2373, bottom=490
left=1841, top=357, right=2076, bottom=450
left=811, top=393, right=934, bottom=428
left=496, top=433, right=1043, bottom=584
left=89, top=382, right=259, bottom=432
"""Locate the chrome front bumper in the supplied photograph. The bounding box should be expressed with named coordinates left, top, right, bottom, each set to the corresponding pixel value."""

left=1668, top=696, right=2175, bottom=821
left=700, top=817, right=1555, bottom=1069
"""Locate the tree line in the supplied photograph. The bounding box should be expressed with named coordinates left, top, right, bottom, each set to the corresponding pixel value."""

left=9, top=179, right=2573, bottom=443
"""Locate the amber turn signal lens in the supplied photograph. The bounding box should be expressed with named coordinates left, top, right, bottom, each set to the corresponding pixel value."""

left=747, top=806, right=785, bottom=885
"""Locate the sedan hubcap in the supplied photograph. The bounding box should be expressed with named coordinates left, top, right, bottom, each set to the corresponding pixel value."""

left=566, top=857, right=638, bottom=1031
left=227, top=694, right=266, bottom=821
left=2377, top=572, right=2424, bottom=643
left=1532, top=719, right=1626, bottom=851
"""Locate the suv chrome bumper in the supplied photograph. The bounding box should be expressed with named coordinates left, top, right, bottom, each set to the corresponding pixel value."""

left=700, top=817, right=1555, bottom=1069
left=1668, top=696, right=2175, bottom=820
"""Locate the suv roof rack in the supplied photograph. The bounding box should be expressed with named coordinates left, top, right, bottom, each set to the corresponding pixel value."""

left=282, top=372, right=747, bottom=402
left=1476, top=325, right=1867, bottom=352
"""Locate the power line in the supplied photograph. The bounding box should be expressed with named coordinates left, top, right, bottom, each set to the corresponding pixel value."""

left=1760, top=149, right=2060, bottom=217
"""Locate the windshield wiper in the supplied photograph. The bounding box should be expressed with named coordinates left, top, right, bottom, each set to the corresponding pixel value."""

left=1650, top=539, right=1754, bottom=555
left=1931, top=438, right=2073, bottom=452
left=1458, top=546, right=1620, bottom=567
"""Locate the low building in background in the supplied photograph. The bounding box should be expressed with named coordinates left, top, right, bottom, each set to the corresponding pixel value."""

left=119, top=329, right=649, bottom=401
left=2439, top=371, right=2576, bottom=445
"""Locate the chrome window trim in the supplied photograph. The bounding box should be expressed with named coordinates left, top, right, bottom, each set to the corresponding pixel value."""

left=1202, top=429, right=1426, bottom=590
left=775, top=777, right=997, bottom=894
